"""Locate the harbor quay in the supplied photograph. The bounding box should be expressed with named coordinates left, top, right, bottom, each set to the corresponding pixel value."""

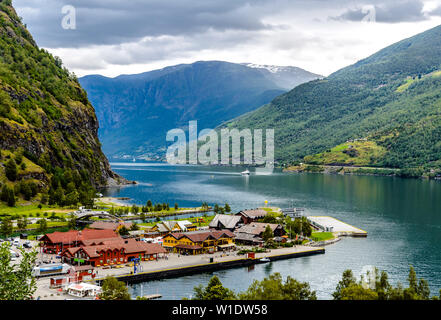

left=92, top=245, right=325, bottom=284
left=34, top=245, right=324, bottom=300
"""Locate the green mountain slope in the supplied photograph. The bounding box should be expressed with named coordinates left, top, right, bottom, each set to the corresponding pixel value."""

left=224, top=24, right=441, bottom=176
left=0, top=0, right=122, bottom=207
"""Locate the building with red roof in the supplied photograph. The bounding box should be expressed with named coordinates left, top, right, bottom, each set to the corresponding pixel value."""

left=40, top=229, right=119, bottom=254
left=61, top=238, right=167, bottom=267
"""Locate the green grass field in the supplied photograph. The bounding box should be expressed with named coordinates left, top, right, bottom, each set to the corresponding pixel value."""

left=303, top=140, right=387, bottom=167
left=311, top=232, right=335, bottom=242
left=0, top=203, right=73, bottom=218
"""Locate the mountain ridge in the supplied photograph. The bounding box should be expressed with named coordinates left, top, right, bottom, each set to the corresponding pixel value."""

left=223, top=24, right=441, bottom=177
left=80, top=60, right=321, bottom=159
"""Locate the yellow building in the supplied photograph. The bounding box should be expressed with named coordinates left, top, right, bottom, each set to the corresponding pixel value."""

left=162, top=229, right=235, bottom=255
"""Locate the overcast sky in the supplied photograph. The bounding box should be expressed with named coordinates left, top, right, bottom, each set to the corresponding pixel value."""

left=13, top=0, right=441, bottom=77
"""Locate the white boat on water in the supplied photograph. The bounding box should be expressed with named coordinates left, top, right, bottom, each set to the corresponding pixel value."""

left=260, top=257, right=270, bottom=263
left=241, top=169, right=250, bottom=176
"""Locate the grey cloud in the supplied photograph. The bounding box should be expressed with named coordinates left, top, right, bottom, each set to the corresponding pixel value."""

left=331, top=1, right=428, bottom=23
left=14, top=0, right=274, bottom=48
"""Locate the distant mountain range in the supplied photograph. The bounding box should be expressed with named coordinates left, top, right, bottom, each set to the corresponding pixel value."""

left=79, top=61, right=321, bottom=159
left=224, top=24, right=441, bottom=176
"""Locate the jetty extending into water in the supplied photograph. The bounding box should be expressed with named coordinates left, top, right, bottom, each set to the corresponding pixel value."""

left=90, top=246, right=325, bottom=285
left=308, top=216, right=368, bottom=237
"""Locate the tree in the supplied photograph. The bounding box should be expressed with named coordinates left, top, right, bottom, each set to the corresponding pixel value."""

left=262, top=225, right=274, bottom=242
left=17, top=216, right=28, bottom=230
left=131, top=205, right=139, bottom=215
left=1, top=185, right=8, bottom=202
left=140, top=212, right=146, bottom=222
left=193, top=276, right=236, bottom=300
left=146, top=200, right=152, bottom=208
left=37, top=218, right=47, bottom=233
left=65, top=191, right=79, bottom=206
left=174, top=203, right=178, bottom=210
left=67, top=214, right=77, bottom=230
left=130, top=222, right=140, bottom=231
left=118, top=226, right=129, bottom=236
left=7, top=188, right=15, bottom=207
left=0, top=216, right=13, bottom=238
left=239, top=273, right=316, bottom=300
left=0, top=242, right=37, bottom=300
left=99, top=276, right=131, bottom=300
left=333, top=270, right=357, bottom=300
left=224, top=203, right=231, bottom=213
left=340, top=284, right=378, bottom=300
left=5, top=159, right=17, bottom=181
left=213, top=204, right=219, bottom=214
left=333, top=266, right=434, bottom=300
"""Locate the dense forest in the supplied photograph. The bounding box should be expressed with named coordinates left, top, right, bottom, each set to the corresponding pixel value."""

left=0, top=0, right=121, bottom=207
left=224, top=24, right=441, bottom=177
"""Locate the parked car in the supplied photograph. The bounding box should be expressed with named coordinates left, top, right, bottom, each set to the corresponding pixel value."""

left=23, top=242, right=32, bottom=249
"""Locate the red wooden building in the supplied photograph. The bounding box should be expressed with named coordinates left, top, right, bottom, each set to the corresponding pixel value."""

left=40, top=229, right=119, bottom=254
left=61, top=238, right=166, bottom=267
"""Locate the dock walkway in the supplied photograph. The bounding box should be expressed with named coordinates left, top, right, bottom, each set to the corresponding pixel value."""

left=308, top=216, right=367, bottom=237
left=90, top=245, right=324, bottom=284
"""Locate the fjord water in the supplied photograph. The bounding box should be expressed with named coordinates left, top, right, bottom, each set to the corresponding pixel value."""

left=105, top=163, right=441, bottom=299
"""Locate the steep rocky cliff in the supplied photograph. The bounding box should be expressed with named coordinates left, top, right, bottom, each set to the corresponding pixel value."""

left=0, top=0, right=122, bottom=193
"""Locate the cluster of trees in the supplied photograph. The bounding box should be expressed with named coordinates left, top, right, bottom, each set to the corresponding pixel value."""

left=333, top=267, right=438, bottom=300
left=192, top=266, right=440, bottom=301
left=213, top=203, right=231, bottom=215
left=0, top=216, right=13, bottom=238
left=0, top=149, right=97, bottom=208
left=140, top=201, right=171, bottom=213
left=0, top=214, right=52, bottom=238
left=109, top=200, right=181, bottom=218
left=46, top=169, right=96, bottom=207
left=0, top=150, right=37, bottom=207
left=285, top=216, right=312, bottom=238
left=117, top=223, right=140, bottom=236
left=192, top=273, right=316, bottom=300
left=0, top=184, right=16, bottom=207
left=0, top=242, right=37, bottom=300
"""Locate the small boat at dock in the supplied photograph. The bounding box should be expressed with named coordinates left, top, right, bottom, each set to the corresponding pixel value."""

left=241, top=169, right=250, bottom=176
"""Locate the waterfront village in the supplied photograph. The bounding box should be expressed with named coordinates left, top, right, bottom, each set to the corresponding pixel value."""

left=0, top=197, right=367, bottom=300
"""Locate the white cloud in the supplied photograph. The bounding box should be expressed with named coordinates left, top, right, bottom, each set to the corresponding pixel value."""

left=13, top=0, right=441, bottom=77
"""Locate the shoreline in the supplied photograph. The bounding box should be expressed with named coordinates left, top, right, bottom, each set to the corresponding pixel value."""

left=283, top=164, right=441, bottom=180
left=91, top=246, right=325, bottom=285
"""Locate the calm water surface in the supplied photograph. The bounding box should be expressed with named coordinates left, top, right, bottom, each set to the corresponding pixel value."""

left=104, top=162, right=441, bottom=300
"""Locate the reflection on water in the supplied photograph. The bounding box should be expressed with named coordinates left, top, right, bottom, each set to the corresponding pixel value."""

left=105, top=163, right=441, bottom=300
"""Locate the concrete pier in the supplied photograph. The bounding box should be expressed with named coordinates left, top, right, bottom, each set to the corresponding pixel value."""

left=91, top=246, right=325, bottom=285
left=308, top=216, right=368, bottom=237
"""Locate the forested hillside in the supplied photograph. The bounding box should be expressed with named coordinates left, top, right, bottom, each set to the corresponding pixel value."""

left=0, top=0, right=122, bottom=207
left=224, top=24, right=441, bottom=177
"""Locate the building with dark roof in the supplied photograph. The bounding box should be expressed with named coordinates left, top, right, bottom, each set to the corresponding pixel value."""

left=88, top=221, right=133, bottom=232
left=209, top=214, right=243, bottom=231
left=236, top=209, right=268, bottom=224
left=162, top=229, right=235, bottom=255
